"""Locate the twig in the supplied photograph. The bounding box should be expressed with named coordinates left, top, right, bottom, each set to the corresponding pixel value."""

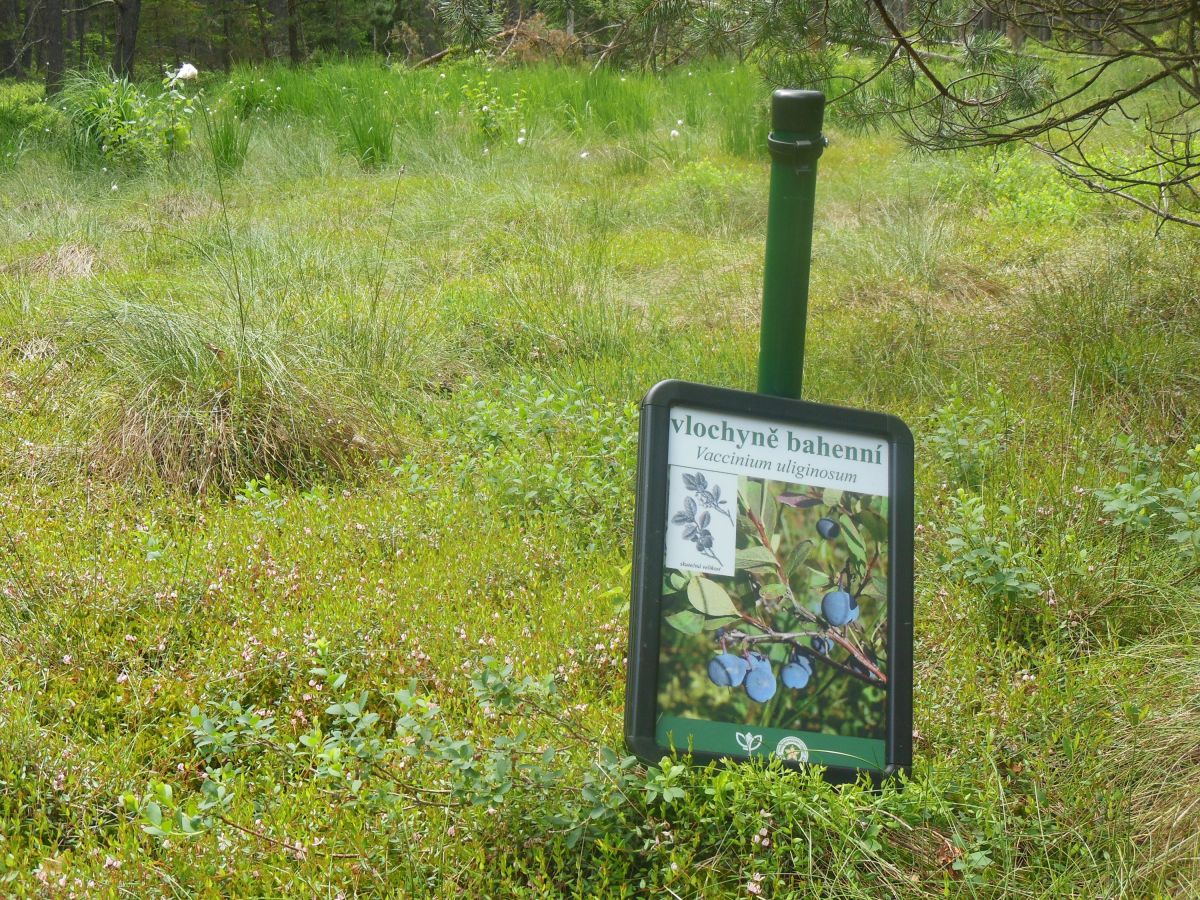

left=728, top=621, right=887, bottom=686
left=744, top=505, right=815, bottom=622
left=852, top=550, right=881, bottom=601
left=215, top=815, right=359, bottom=859
left=869, top=0, right=988, bottom=108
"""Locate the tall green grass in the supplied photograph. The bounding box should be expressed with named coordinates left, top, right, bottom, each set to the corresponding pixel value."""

left=202, top=106, right=255, bottom=174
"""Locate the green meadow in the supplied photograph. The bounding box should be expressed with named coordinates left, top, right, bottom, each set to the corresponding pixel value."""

left=1, top=59, right=1198, bottom=895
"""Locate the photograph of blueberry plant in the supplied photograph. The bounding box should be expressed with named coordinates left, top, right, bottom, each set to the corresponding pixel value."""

left=657, top=476, right=889, bottom=738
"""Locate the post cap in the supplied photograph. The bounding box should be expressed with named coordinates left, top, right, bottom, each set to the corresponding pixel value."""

left=771, top=89, right=825, bottom=137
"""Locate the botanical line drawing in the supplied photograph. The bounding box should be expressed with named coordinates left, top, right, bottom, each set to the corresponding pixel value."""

left=672, top=472, right=730, bottom=566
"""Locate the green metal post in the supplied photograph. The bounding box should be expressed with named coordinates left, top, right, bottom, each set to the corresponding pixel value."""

left=757, top=89, right=826, bottom=400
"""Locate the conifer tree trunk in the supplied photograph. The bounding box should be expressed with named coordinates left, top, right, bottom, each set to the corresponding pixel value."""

left=75, top=2, right=86, bottom=67
left=45, top=0, right=64, bottom=94
left=286, top=0, right=299, bottom=64
left=0, top=0, right=19, bottom=77
left=112, top=0, right=142, bottom=78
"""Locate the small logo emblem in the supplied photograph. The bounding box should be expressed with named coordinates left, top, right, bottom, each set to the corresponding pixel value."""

left=735, top=731, right=764, bottom=753
left=775, top=736, right=809, bottom=763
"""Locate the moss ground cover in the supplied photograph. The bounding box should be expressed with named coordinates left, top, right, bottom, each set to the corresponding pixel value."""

left=1, top=59, right=1198, bottom=895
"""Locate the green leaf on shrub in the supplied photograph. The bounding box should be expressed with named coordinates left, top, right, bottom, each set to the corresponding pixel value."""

left=839, top=514, right=867, bottom=562
left=665, top=609, right=705, bottom=634
left=736, top=545, right=777, bottom=570
left=686, top=578, right=738, bottom=617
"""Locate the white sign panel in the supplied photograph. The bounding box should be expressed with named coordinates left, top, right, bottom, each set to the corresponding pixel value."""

left=665, top=405, right=890, bottom=496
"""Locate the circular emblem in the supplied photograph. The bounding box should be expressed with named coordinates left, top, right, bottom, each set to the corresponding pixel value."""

left=775, top=736, right=809, bottom=763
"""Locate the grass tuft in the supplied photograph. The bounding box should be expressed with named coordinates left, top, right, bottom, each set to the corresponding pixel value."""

left=202, top=106, right=255, bottom=175
left=78, top=300, right=383, bottom=490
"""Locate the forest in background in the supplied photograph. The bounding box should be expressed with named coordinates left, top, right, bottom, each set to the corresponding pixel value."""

left=6, top=1, right=1198, bottom=227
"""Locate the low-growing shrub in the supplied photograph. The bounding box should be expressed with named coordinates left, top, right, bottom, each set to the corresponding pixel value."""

left=409, top=376, right=637, bottom=542
left=926, top=383, right=1010, bottom=490
left=1093, top=437, right=1200, bottom=562
left=1165, top=444, right=1200, bottom=561
left=941, top=492, right=1045, bottom=642
left=461, top=73, right=524, bottom=143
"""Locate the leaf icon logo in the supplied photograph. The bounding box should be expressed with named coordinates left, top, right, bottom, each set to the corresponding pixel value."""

left=735, top=731, right=763, bottom=753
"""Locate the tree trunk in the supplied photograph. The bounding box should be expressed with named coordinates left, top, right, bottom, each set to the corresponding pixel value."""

left=253, top=0, right=270, bottom=60
left=1006, top=17, right=1024, bottom=51
left=112, top=0, right=142, bottom=78
left=45, top=0, right=64, bottom=94
left=0, top=0, right=19, bottom=77
left=220, top=0, right=233, bottom=71
left=27, top=0, right=39, bottom=71
left=286, top=0, right=299, bottom=64
left=76, top=1, right=85, bottom=68
left=24, top=0, right=36, bottom=72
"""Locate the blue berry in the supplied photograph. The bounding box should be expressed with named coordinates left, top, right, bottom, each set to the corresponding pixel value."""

left=743, top=664, right=777, bottom=703
left=811, top=635, right=832, bottom=656
left=747, top=652, right=771, bottom=672
left=822, top=590, right=857, bottom=627
left=816, top=517, right=840, bottom=540
left=707, top=653, right=749, bottom=687
left=780, top=656, right=812, bottom=689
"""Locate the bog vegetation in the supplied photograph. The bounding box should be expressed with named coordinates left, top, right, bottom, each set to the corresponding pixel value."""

left=0, top=54, right=1199, bottom=896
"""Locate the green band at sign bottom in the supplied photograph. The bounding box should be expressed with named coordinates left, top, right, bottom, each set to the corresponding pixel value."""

left=656, top=716, right=886, bottom=771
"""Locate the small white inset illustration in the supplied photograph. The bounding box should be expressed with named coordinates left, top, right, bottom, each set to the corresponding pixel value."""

left=664, top=467, right=737, bottom=577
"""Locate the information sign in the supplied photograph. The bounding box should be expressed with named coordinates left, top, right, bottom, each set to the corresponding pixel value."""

left=626, top=380, right=913, bottom=781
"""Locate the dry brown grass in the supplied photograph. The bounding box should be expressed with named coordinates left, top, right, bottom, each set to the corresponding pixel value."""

left=1103, top=640, right=1200, bottom=892
left=21, top=243, right=97, bottom=278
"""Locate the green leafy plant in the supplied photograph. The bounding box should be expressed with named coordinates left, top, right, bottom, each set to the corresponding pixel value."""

left=941, top=492, right=1043, bottom=641
left=57, top=70, right=193, bottom=168
left=235, top=478, right=287, bottom=527
left=461, top=72, right=524, bottom=142
left=926, top=384, right=1009, bottom=490
left=125, top=641, right=653, bottom=853
left=1093, top=437, right=1165, bottom=534
left=429, top=377, right=638, bottom=542
left=1164, top=444, right=1200, bottom=561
